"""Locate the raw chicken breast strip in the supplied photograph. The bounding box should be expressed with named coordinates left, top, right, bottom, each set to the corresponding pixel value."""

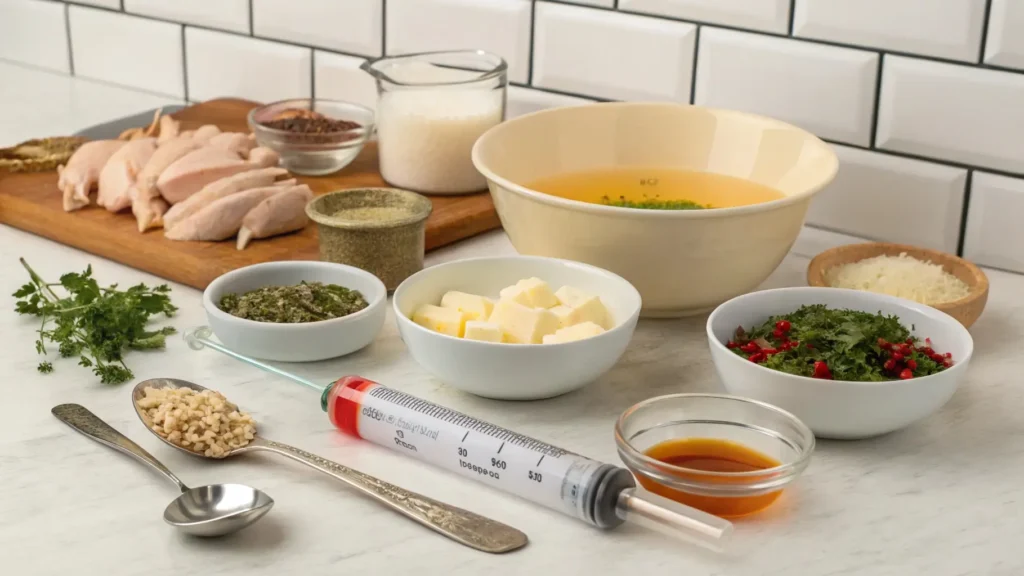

left=156, top=146, right=279, bottom=204
left=57, top=140, right=126, bottom=212
left=131, top=137, right=203, bottom=232
left=236, top=185, right=315, bottom=250
left=165, top=186, right=287, bottom=242
left=162, top=167, right=290, bottom=230
left=205, top=132, right=257, bottom=158
left=191, top=125, right=221, bottom=144
left=97, top=138, right=157, bottom=212
left=156, top=115, right=180, bottom=144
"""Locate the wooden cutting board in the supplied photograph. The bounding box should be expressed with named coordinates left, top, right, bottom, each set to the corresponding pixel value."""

left=0, top=98, right=501, bottom=289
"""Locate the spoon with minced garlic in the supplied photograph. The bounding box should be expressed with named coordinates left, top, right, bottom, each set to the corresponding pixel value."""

left=131, top=378, right=528, bottom=554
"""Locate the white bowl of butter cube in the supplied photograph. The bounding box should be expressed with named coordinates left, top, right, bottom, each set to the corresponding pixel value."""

left=393, top=256, right=642, bottom=400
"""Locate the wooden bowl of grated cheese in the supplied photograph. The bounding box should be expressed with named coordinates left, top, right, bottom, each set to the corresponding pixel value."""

left=807, top=242, right=989, bottom=328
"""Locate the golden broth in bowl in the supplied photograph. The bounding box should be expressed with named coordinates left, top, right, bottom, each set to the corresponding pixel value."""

left=528, top=167, right=785, bottom=210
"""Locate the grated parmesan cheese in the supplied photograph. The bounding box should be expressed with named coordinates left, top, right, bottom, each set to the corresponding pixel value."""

left=824, top=252, right=970, bottom=305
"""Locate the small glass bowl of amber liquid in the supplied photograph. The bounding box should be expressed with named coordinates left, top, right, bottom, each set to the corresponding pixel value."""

left=615, top=394, right=815, bottom=519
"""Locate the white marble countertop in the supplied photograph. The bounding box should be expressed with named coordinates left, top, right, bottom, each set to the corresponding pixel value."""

left=2, top=60, right=1023, bottom=576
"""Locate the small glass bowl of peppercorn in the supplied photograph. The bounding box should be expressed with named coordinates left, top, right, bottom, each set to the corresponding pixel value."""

left=248, top=98, right=374, bottom=176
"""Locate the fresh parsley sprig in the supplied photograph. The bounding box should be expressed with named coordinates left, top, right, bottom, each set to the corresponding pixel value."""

left=13, top=258, right=177, bottom=384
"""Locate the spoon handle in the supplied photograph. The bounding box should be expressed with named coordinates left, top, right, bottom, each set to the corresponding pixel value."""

left=250, top=438, right=528, bottom=554
left=52, top=404, right=189, bottom=493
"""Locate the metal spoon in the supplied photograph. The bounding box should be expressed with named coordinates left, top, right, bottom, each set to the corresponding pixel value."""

left=52, top=404, right=273, bottom=537
left=131, top=378, right=529, bottom=554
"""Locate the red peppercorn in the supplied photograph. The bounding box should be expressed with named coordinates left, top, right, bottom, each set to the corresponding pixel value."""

left=773, top=328, right=785, bottom=339
left=899, top=368, right=913, bottom=380
left=726, top=341, right=739, bottom=349
left=762, top=348, right=778, bottom=355
left=741, top=342, right=760, bottom=353
left=905, top=338, right=914, bottom=345
left=884, top=359, right=896, bottom=371
left=931, top=353, right=944, bottom=362
left=944, top=352, right=952, bottom=359
left=748, top=352, right=766, bottom=363
left=775, top=320, right=791, bottom=332
left=919, top=347, right=934, bottom=356
left=900, top=344, right=913, bottom=356
left=878, top=338, right=891, bottom=350
left=906, top=359, right=918, bottom=370
left=892, top=352, right=904, bottom=362
left=812, top=361, right=832, bottom=379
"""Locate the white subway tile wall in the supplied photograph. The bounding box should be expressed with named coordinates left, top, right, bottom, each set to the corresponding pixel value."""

left=695, top=27, right=878, bottom=146
left=124, top=0, right=249, bottom=33
left=984, top=0, right=1024, bottom=70
left=68, top=6, right=184, bottom=97
left=805, top=145, right=967, bottom=253
left=534, top=2, right=696, bottom=101
left=385, top=0, right=532, bottom=83
left=2, top=0, right=1022, bottom=271
left=184, top=28, right=311, bottom=103
left=254, top=0, right=382, bottom=57
left=313, top=51, right=377, bottom=111
left=792, top=0, right=986, bottom=62
left=876, top=56, right=1024, bottom=173
left=963, top=173, right=1024, bottom=273
left=0, top=0, right=69, bottom=73
left=621, top=0, right=790, bottom=34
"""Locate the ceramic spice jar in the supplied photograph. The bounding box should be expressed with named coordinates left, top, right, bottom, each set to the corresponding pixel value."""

left=306, top=188, right=433, bottom=290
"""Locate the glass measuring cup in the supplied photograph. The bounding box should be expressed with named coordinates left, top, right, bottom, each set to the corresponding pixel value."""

left=361, top=50, right=507, bottom=195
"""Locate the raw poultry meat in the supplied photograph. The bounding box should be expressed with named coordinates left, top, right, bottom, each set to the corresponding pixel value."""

left=165, top=186, right=288, bottom=242
left=96, top=138, right=157, bottom=212
left=237, top=185, right=315, bottom=250
left=178, top=130, right=195, bottom=139
left=162, top=167, right=290, bottom=230
left=131, top=137, right=203, bottom=232
left=156, top=115, right=180, bottom=144
left=57, top=140, right=126, bottom=212
left=247, top=147, right=279, bottom=167
left=206, top=132, right=257, bottom=158
left=191, top=125, right=222, bottom=144
left=156, top=146, right=279, bottom=204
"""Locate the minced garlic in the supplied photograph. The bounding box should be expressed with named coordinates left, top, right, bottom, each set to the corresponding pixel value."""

left=824, top=252, right=971, bottom=305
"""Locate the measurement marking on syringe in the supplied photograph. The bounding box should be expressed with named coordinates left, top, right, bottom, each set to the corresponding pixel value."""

left=497, top=442, right=505, bottom=454
left=537, top=455, right=545, bottom=466
left=461, top=431, right=469, bottom=442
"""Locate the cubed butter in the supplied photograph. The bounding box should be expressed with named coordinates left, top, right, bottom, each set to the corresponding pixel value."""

left=490, top=299, right=560, bottom=344
left=463, top=321, right=504, bottom=343
left=440, top=290, right=494, bottom=321
left=412, top=304, right=467, bottom=337
left=548, top=305, right=574, bottom=328
left=554, top=286, right=610, bottom=329
left=515, top=277, right=559, bottom=308
left=542, top=321, right=606, bottom=344
left=498, top=284, right=534, bottom=307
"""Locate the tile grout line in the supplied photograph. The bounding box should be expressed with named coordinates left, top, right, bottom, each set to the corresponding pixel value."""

left=310, top=49, right=315, bottom=99
left=64, top=3, right=75, bottom=75
left=248, top=0, right=254, bottom=36
left=824, top=136, right=1024, bottom=180
left=381, top=0, right=387, bottom=56
left=868, top=52, right=885, bottom=148
left=180, top=25, right=189, bottom=102
left=977, top=0, right=994, bottom=63
left=527, top=0, right=536, bottom=85
left=787, top=0, right=796, bottom=35
left=956, top=171, right=974, bottom=257
left=688, top=26, right=700, bottom=105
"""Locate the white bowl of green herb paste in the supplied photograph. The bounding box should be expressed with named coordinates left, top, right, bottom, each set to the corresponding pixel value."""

left=707, top=287, right=973, bottom=439
left=203, top=261, right=387, bottom=361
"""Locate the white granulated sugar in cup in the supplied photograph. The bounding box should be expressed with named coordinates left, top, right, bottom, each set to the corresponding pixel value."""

left=376, top=62, right=504, bottom=194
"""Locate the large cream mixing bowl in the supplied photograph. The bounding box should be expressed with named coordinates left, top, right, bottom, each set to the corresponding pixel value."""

left=471, top=103, right=839, bottom=317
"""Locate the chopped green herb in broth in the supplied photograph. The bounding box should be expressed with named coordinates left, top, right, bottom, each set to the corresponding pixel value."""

left=599, top=195, right=709, bottom=210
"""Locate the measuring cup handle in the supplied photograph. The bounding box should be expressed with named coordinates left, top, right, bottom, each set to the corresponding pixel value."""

left=249, top=438, right=528, bottom=554
left=52, top=404, right=189, bottom=492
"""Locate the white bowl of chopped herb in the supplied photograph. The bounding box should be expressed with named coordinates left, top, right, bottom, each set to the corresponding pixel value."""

left=706, top=287, right=974, bottom=439
left=203, top=261, right=387, bottom=362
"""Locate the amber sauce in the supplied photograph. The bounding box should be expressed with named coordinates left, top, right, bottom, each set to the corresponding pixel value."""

left=638, top=438, right=784, bottom=518
left=527, top=167, right=785, bottom=208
